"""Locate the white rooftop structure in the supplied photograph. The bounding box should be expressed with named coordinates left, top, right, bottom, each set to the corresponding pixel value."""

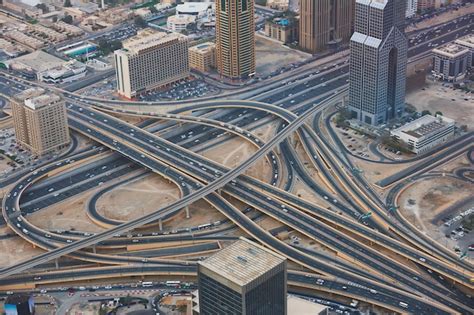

left=455, top=34, right=474, bottom=49
left=121, top=30, right=188, bottom=55
left=199, top=238, right=286, bottom=286
left=176, top=2, right=212, bottom=15
left=24, top=93, right=61, bottom=110
left=433, top=43, right=470, bottom=59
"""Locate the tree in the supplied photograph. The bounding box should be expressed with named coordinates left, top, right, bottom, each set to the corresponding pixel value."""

left=435, top=111, right=443, bottom=116
left=35, top=3, right=49, bottom=13
left=61, top=14, right=73, bottom=24
left=149, top=5, right=158, bottom=13
left=421, top=110, right=432, bottom=116
left=64, top=0, right=72, bottom=7
left=134, top=16, right=147, bottom=28
left=98, top=39, right=122, bottom=55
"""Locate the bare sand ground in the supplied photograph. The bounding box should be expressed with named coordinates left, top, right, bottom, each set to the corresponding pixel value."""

left=398, top=177, right=473, bottom=248
left=0, top=236, right=44, bottom=268
left=28, top=190, right=106, bottom=234
left=96, top=173, right=180, bottom=222
left=255, top=35, right=310, bottom=76
left=406, top=80, right=474, bottom=129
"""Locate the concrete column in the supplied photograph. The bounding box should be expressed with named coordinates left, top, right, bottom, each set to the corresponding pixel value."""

left=185, top=206, right=190, bottom=219
left=92, top=245, right=96, bottom=254
left=55, top=259, right=59, bottom=269
left=159, top=219, right=163, bottom=231
left=276, top=145, right=281, bottom=155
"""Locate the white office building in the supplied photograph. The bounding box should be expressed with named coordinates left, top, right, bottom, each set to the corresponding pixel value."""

left=391, top=115, right=455, bottom=154
left=455, top=34, right=474, bottom=69
left=432, top=44, right=470, bottom=82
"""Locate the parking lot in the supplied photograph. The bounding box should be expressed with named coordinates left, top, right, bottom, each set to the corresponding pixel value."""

left=92, top=24, right=138, bottom=44
left=79, top=76, right=220, bottom=101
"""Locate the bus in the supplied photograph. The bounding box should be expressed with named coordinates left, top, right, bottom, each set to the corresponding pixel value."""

left=141, top=281, right=153, bottom=287
left=57, top=41, right=84, bottom=52
left=165, top=281, right=181, bottom=287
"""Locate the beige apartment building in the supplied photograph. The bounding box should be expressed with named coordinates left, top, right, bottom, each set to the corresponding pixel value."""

left=114, top=30, right=189, bottom=99
left=215, top=0, right=255, bottom=79
left=189, top=42, right=216, bottom=72
left=265, top=17, right=298, bottom=44
left=299, top=0, right=354, bottom=53
left=12, top=88, right=70, bottom=156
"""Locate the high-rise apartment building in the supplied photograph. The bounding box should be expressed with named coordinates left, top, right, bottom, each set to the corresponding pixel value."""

left=197, top=238, right=287, bottom=314
left=406, top=0, right=418, bottom=17
left=215, top=0, right=255, bottom=79
left=348, top=0, right=408, bottom=126
left=189, top=42, right=216, bottom=72
left=299, top=0, right=354, bottom=53
left=114, top=29, right=189, bottom=99
left=12, top=88, right=70, bottom=156
left=417, top=0, right=435, bottom=11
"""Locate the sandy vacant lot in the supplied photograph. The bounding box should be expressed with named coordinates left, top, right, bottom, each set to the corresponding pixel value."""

left=0, top=236, right=44, bottom=268
left=96, top=173, right=180, bottom=222
left=406, top=80, right=474, bottom=128
left=255, top=35, right=310, bottom=76
left=398, top=177, right=473, bottom=246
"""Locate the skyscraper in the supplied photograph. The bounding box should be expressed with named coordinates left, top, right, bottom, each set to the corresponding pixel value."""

left=406, top=0, right=418, bottom=18
left=348, top=0, right=408, bottom=126
left=197, top=238, right=287, bottom=314
left=299, top=0, right=354, bottom=53
left=12, top=88, right=70, bottom=156
left=215, top=0, right=255, bottom=79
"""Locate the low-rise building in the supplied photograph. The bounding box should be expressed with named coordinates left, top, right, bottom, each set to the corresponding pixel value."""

left=12, top=88, right=70, bottom=156
left=114, top=29, right=189, bottom=99
left=432, top=44, right=470, bottom=82
left=189, top=42, right=215, bottom=72
left=27, top=23, right=68, bottom=42
left=0, top=38, right=25, bottom=58
left=4, top=50, right=86, bottom=82
left=52, top=21, right=84, bottom=37
left=167, top=14, right=196, bottom=32
left=267, top=0, right=289, bottom=11
left=391, top=115, right=455, bottom=154
left=176, top=2, right=213, bottom=19
left=2, top=0, right=42, bottom=18
left=4, top=30, right=45, bottom=49
left=455, top=34, right=474, bottom=69
left=265, top=16, right=298, bottom=44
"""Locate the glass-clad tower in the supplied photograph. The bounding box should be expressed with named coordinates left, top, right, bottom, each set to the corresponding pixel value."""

left=348, top=0, right=407, bottom=126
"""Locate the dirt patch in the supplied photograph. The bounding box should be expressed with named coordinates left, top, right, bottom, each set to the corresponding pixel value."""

left=398, top=177, right=473, bottom=248
left=0, top=236, right=44, bottom=268
left=406, top=80, right=474, bottom=129
left=96, top=173, right=180, bottom=222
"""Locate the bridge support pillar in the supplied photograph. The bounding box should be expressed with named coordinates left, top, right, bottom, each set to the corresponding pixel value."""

left=92, top=245, right=96, bottom=254
left=55, top=259, right=59, bottom=269
left=159, top=219, right=163, bottom=231
left=185, top=206, right=190, bottom=219
left=276, top=145, right=281, bottom=155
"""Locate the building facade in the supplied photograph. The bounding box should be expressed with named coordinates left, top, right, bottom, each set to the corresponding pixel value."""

left=189, top=42, right=216, bottom=72
left=432, top=44, right=469, bottom=82
left=197, top=238, right=287, bottom=315
left=299, top=0, right=354, bottom=53
left=406, top=0, right=418, bottom=17
left=391, top=115, right=455, bottom=154
left=348, top=0, right=408, bottom=126
left=265, top=17, right=298, bottom=44
left=12, top=88, right=70, bottom=156
left=215, top=0, right=255, bottom=79
left=114, top=30, right=189, bottom=99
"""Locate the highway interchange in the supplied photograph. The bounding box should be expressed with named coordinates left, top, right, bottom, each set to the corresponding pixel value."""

left=0, top=13, right=473, bottom=314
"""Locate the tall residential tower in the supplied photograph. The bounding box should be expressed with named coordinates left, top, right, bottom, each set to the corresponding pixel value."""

left=299, top=0, right=354, bottom=53
left=215, top=0, right=255, bottom=79
left=348, top=0, right=408, bottom=126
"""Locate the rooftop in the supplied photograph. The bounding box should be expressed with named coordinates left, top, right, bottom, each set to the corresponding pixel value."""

left=24, top=93, right=62, bottom=110
left=392, top=115, right=454, bottom=139
left=7, top=50, right=65, bottom=72
left=13, top=87, right=45, bottom=102
left=433, top=43, right=469, bottom=58
left=119, top=30, right=187, bottom=55
left=455, top=34, right=474, bottom=49
left=176, top=2, right=212, bottom=14
left=199, top=238, right=286, bottom=287
left=189, top=42, right=215, bottom=52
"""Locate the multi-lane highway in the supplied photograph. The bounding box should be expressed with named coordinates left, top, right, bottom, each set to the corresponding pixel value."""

left=0, top=14, right=473, bottom=314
